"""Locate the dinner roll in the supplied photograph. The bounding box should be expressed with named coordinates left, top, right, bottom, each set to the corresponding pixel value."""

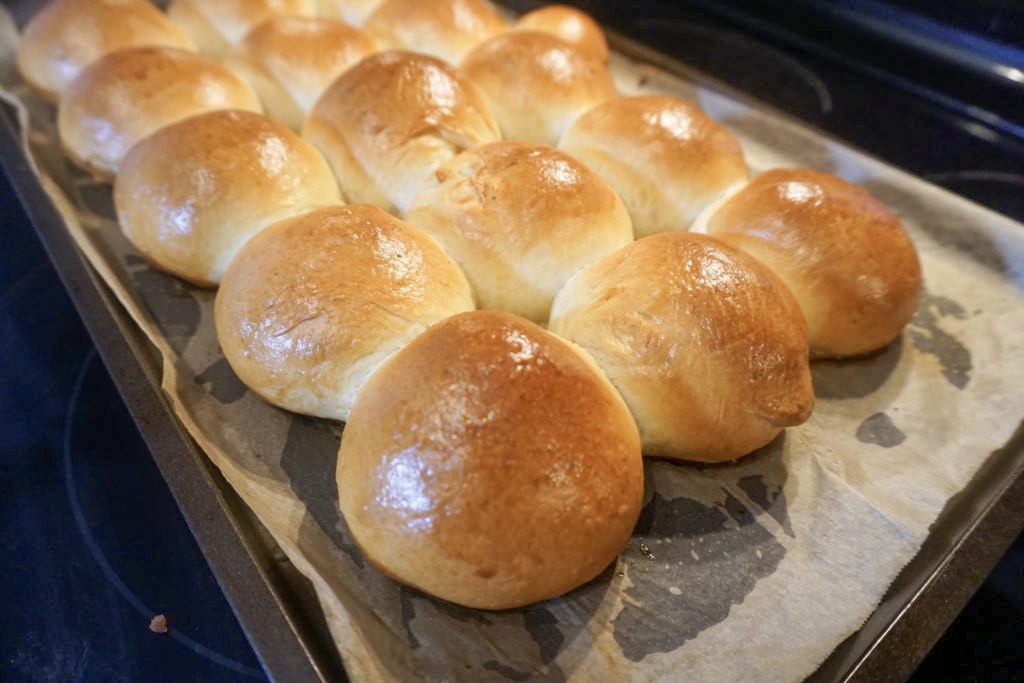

left=224, top=17, right=378, bottom=132
left=514, top=4, right=608, bottom=63
left=559, top=96, right=749, bottom=238
left=313, top=0, right=384, bottom=27
left=114, top=110, right=341, bottom=287
left=363, top=0, right=506, bottom=65
left=57, top=47, right=261, bottom=179
left=303, top=51, right=501, bottom=215
left=404, top=141, right=633, bottom=323
left=460, top=30, right=617, bottom=146
left=338, top=310, right=644, bottom=609
left=691, top=168, right=923, bottom=358
left=549, top=232, right=814, bottom=462
left=166, top=0, right=315, bottom=59
left=16, top=0, right=195, bottom=102
left=215, top=206, right=474, bottom=421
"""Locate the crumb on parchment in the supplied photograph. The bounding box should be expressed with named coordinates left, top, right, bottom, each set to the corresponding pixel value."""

left=149, top=614, right=169, bottom=634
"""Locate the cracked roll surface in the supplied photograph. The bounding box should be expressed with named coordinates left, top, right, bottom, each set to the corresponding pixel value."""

left=691, top=168, right=923, bottom=358
left=404, top=141, right=633, bottom=324
left=559, top=96, right=748, bottom=238
left=549, top=232, right=814, bottom=462
left=16, top=0, right=196, bottom=101
left=460, top=30, right=617, bottom=146
left=114, top=110, right=341, bottom=287
left=303, top=50, right=501, bottom=215
left=337, top=310, right=644, bottom=609
left=57, top=46, right=261, bottom=179
left=215, top=205, right=474, bottom=421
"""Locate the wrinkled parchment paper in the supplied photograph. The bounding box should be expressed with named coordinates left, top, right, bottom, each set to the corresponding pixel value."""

left=3, top=11, right=1023, bottom=681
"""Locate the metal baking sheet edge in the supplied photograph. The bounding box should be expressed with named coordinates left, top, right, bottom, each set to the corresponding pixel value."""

left=2, top=20, right=1022, bottom=683
left=607, top=29, right=1024, bottom=682
left=0, top=102, right=341, bottom=683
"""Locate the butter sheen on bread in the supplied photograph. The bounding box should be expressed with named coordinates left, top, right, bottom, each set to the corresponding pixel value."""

left=337, top=310, right=644, bottom=609
left=16, top=0, right=196, bottom=102
left=550, top=232, right=815, bottom=462
left=215, top=205, right=474, bottom=421
left=114, top=110, right=341, bottom=287
left=692, top=168, right=923, bottom=358
left=58, top=46, right=261, bottom=179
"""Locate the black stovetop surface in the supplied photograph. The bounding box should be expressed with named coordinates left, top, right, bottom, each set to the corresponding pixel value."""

left=3, top=1, right=1022, bottom=681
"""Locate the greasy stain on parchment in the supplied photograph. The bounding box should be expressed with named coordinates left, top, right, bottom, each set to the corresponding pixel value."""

left=908, top=293, right=972, bottom=390
left=738, top=474, right=794, bottom=537
left=125, top=255, right=200, bottom=356
left=856, top=412, right=908, bottom=448
left=194, top=357, right=248, bottom=404
left=612, top=489, right=786, bottom=661
left=278, top=416, right=363, bottom=568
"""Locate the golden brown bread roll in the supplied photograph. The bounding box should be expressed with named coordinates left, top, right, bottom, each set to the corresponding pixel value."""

left=691, top=168, right=923, bottom=358
left=215, top=206, right=474, bottom=421
left=559, top=95, right=749, bottom=238
left=313, top=0, right=384, bottom=26
left=404, top=141, right=633, bottom=324
left=166, top=0, right=316, bottom=59
left=363, top=0, right=507, bottom=65
left=549, top=232, right=814, bottom=462
left=303, top=50, right=501, bottom=215
left=337, top=310, right=644, bottom=609
left=114, top=110, right=341, bottom=287
left=459, top=30, right=618, bottom=146
left=16, top=0, right=195, bottom=102
left=57, top=46, right=261, bottom=179
left=514, top=4, right=608, bottom=63
left=224, top=16, right=378, bottom=132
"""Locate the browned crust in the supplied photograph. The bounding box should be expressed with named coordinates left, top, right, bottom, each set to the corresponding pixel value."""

left=57, top=46, right=261, bottom=178
left=16, top=0, right=195, bottom=101
left=704, top=168, right=924, bottom=357
left=364, top=0, right=507, bottom=65
left=404, top=141, right=633, bottom=322
left=215, top=205, right=474, bottom=420
left=459, top=30, right=617, bottom=145
left=114, top=110, right=341, bottom=286
left=549, top=232, right=814, bottom=462
left=514, top=4, right=609, bottom=63
left=338, top=310, right=644, bottom=609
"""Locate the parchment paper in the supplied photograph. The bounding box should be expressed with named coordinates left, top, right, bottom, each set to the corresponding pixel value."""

left=3, top=11, right=1024, bottom=681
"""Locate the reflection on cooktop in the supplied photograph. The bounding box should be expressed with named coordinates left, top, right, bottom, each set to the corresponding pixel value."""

left=63, top=352, right=264, bottom=680
left=0, top=168, right=263, bottom=681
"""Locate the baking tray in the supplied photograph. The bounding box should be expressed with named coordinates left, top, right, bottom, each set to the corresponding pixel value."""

left=2, top=7, right=1022, bottom=682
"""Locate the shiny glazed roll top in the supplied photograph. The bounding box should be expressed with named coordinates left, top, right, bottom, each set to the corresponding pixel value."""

left=691, top=168, right=923, bottom=358
left=363, top=0, right=507, bottom=66
left=404, top=141, right=633, bottom=324
left=224, top=16, right=379, bottom=132
left=166, top=0, right=316, bottom=59
left=549, top=232, right=815, bottom=462
left=57, top=46, right=261, bottom=179
left=559, top=95, right=749, bottom=238
left=215, top=205, right=474, bottom=421
left=313, top=0, right=385, bottom=27
left=303, top=50, right=501, bottom=215
left=460, top=30, right=618, bottom=146
left=513, top=4, right=609, bottom=63
left=114, top=110, right=342, bottom=287
left=337, top=310, right=644, bottom=609
left=16, top=0, right=196, bottom=101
